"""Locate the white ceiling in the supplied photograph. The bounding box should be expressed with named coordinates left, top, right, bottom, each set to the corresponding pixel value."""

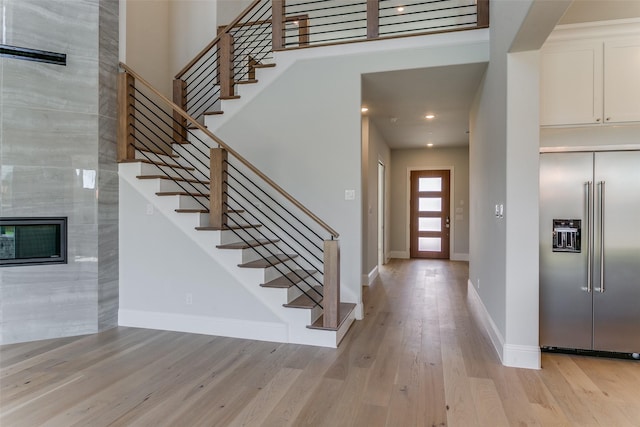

left=361, top=0, right=640, bottom=150
left=361, top=63, right=488, bottom=150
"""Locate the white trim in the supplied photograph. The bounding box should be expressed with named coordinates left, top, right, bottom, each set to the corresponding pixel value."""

left=546, top=18, right=640, bottom=44
left=389, top=251, right=409, bottom=259
left=405, top=166, right=455, bottom=258
left=504, top=344, right=541, bottom=370
left=119, top=309, right=288, bottom=343
left=367, top=266, right=379, bottom=286
left=466, top=280, right=541, bottom=370
left=540, top=144, right=640, bottom=153
left=450, top=253, right=469, bottom=261
left=466, top=279, right=505, bottom=364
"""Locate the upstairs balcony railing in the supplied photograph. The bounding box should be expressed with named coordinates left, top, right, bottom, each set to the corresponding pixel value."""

left=173, top=0, right=489, bottom=126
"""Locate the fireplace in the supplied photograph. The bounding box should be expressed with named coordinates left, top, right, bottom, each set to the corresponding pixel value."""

left=0, top=218, right=67, bottom=266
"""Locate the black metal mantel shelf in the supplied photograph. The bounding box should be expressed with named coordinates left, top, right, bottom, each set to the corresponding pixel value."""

left=0, top=44, right=66, bottom=66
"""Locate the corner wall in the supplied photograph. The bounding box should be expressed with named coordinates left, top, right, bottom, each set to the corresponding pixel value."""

left=0, top=0, right=119, bottom=344
left=361, top=117, right=391, bottom=284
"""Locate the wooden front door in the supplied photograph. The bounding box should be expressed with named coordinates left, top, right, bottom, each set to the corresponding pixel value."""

left=410, top=170, right=450, bottom=259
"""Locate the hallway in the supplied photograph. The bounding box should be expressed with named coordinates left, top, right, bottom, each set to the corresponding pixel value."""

left=1, top=260, right=639, bottom=426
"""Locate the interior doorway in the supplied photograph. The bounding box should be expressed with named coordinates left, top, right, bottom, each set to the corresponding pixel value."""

left=409, top=169, right=450, bottom=259
left=377, top=161, right=385, bottom=266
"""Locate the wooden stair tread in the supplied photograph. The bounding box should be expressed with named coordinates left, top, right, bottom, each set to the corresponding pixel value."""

left=238, top=254, right=297, bottom=269
left=156, top=191, right=207, bottom=197
left=261, top=270, right=315, bottom=288
left=221, top=95, right=241, bottom=100
left=284, top=287, right=323, bottom=309
left=253, top=63, right=276, bottom=69
left=196, top=224, right=261, bottom=231
left=137, top=175, right=209, bottom=185
left=216, top=239, right=278, bottom=250
left=203, top=111, right=224, bottom=116
left=119, top=158, right=194, bottom=170
left=307, top=303, right=356, bottom=331
left=235, top=79, right=258, bottom=85
left=176, top=208, right=209, bottom=213
left=176, top=208, right=244, bottom=214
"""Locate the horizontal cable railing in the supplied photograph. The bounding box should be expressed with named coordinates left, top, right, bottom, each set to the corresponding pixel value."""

left=119, top=62, right=341, bottom=325
left=173, top=0, right=488, bottom=123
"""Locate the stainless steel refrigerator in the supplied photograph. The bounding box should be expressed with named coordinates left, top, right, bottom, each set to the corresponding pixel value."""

left=540, top=151, right=640, bottom=353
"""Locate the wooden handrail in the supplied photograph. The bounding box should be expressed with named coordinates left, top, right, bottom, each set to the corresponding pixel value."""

left=175, top=0, right=263, bottom=79
left=121, top=62, right=340, bottom=239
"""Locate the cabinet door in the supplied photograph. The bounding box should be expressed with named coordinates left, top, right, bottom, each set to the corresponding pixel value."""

left=540, top=41, right=603, bottom=126
left=604, top=38, right=640, bottom=124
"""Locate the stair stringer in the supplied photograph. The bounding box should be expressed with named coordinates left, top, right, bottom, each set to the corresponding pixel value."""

left=119, top=161, right=345, bottom=347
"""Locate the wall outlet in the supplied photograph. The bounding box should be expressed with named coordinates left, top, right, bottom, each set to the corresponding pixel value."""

left=185, top=293, right=193, bottom=305
left=477, top=278, right=480, bottom=289
left=146, top=204, right=154, bottom=215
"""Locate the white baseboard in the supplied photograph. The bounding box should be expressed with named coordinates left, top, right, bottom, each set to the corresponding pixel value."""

left=504, top=344, right=541, bottom=369
left=451, top=253, right=470, bottom=261
left=119, top=309, right=288, bottom=343
left=389, top=251, right=409, bottom=259
left=466, top=280, right=540, bottom=370
left=364, top=266, right=379, bottom=286
left=466, top=280, right=505, bottom=364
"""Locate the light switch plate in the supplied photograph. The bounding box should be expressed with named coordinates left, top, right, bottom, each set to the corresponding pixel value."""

left=345, top=189, right=355, bottom=200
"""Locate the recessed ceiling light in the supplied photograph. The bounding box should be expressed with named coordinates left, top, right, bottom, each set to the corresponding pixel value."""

left=361, top=107, right=369, bottom=113
left=425, top=114, right=435, bottom=119
left=427, top=143, right=434, bottom=147
left=397, top=6, right=405, bottom=12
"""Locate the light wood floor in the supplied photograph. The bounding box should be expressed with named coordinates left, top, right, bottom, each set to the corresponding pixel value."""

left=2, top=259, right=640, bottom=426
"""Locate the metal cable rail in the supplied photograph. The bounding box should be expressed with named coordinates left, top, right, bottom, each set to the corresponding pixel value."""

left=173, top=0, right=488, bottom=122
left=119, top=63, right=335, bottom=308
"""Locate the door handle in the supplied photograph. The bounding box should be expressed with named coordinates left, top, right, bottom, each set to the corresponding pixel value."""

left=599, top=181, right=605, bottom=293
left=586, top=181, right=593, bottom=293
left=445, top=216, right=450, bottom=228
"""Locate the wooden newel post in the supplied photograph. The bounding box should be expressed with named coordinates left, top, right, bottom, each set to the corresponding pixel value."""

left=117, top=72, right=135, bottom=161
left=210, top=148, right=228, bottom=228
left=272, top=0, right=284, bottom=50
left=220, top=33, right=235, bottom=98
left=477, top=0, right=489, bottom=28
left=173, top=79, right=188, bottom=143
left=323, top=239, right=340, bottom=329
left=366, top=0, right=379, bottom=39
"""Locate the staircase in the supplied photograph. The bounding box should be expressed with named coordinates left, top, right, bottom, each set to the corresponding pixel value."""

left=118, top=0, right=489, bottom=347
left=118, top=62, right=355, bottom=347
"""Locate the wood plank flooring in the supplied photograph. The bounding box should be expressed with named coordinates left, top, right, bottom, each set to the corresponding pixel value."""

left=2, top=259, right=639, bottom=426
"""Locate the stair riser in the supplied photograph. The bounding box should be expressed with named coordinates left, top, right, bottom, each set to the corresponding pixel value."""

left=158, top=180, right=209, bottom=194
left=219, top=227, right=276, bottom=245
left=172, top=195, right=209, bottom=210
left=239, top=243, right=282, bottom=264
left=139, top=163, right=208, bottom=181
left=135, top=150, right=175, bottom=164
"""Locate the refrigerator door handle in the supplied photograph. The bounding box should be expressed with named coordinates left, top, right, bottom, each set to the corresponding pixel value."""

left=586, top=181, right=593, bottom=293
left=599, top=181, right=606, bottom=293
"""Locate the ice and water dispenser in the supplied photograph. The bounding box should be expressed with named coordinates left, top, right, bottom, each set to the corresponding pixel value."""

left=552, top=219, right=581, bottom=253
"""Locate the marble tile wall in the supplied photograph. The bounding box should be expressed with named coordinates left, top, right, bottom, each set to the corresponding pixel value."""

left=0, top=0, right=119, bottom=344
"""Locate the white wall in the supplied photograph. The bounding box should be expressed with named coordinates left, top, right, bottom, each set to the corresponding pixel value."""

left=389, top=147, right=469, bottom=260
left=169, top=0, right=218, bottom=76
left=469, top=0, right=568, bottom=369
left=125, top=0, right=172, bottom=95
left=213, top=31, right=489, bottom=316
left=361, top=117, right=391, bottom=283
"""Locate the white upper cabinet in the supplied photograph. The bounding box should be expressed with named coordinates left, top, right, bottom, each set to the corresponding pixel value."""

left=541, top=27, right=640, bottom=127
left=541, top=41, right=603, bottom=126
left=603, top=38, right=640, bottom=124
